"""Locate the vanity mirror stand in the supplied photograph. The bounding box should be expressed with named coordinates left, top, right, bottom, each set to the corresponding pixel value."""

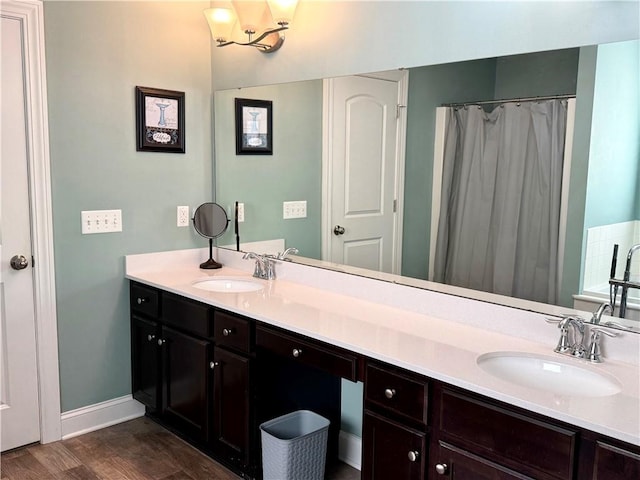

left=193, top=202, right=229, bottom=269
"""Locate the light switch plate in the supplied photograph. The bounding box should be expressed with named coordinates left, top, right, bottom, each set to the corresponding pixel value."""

left=283, top=201, right=307, bottom=219
left=81, top=209, right=122, bottom=234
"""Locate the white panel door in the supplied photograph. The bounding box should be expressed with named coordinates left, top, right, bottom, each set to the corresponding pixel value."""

left=1, top=13, right=41, bottom=451
left=327, top=75, right=401, bottom=273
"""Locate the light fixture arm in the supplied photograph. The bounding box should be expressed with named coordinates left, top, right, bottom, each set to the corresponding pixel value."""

left=217, top=24, right=288, bottom=53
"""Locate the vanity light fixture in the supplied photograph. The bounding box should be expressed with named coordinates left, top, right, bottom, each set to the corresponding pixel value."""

left=203, top=0, right=298, bottom=54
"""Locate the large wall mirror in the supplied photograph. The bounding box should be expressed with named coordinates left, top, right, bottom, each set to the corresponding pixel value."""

left=214, top=40, right=639, bottom=330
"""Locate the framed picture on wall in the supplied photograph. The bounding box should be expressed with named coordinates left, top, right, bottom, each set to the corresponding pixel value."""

left=235, top=98, right=272, bottom=155
left=135, top=86, right=185, bottom=153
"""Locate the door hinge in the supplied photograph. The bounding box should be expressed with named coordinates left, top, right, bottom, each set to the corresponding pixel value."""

left=393, top=199, right=397, bottom=213
left=396, top=104, right=406, bottom=119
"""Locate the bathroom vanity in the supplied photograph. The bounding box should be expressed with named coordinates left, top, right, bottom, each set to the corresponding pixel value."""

left=126, top=249, right=640, bottom=480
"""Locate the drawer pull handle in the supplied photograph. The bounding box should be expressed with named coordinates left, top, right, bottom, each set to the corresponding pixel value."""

left=435, top=463, right=448, bottom=475
left=292, top=348, right=302, bottom=358
left=408, top=451, right=419, bottom=462
left=147, top=334, right=155, bottom=342
left=210, top=361, right=219, bottom=369
left=137, top=297, right=147, bottom=305
left=384, top=388, right=396, bottom=399
left=222, top=328, right=234, bottom=336
left=157, top=339, right=166, bottom=346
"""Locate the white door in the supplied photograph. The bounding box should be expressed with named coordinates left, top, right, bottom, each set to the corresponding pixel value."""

left=1, top=13, right=42, bottom=451
left=323, top=74, right=407, bottom=273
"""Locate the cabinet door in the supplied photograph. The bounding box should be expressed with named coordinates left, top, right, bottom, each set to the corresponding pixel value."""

left=592, top=441, right=640, bottom=480
left=362, top=411, right=426, bottom=480
left=161, top=326, right=212, bottom=443
left=212, top=347, right=251, bottom=467
left=131, top=315, right=160, bottom=410
left=432, top=441, right=533, bottom=480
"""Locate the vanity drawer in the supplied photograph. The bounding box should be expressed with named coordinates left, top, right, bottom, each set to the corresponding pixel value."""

left=214, top=310, right=253, bottom=353
left=365, top=362, right=428, bottom=426
left=437, top=386, right=578, bottom=480
left=162, top=292, right=213, bottom=338
left=256, top=325, right=358, bottom=381
left=130, top=282, right=160, bottom=319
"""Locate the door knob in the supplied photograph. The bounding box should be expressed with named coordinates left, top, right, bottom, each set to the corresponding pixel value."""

left=333, top=225, right=345, bottom=236
left=408, top=450, right=419, bottom=462
left=435, top=463, right=448, bottom=475
left=10, top=255, right=29, bottom=270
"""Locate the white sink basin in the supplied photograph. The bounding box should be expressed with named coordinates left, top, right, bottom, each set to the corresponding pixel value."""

left=192, top=277, right=264, bottom=293
left=477, top=352, right=622, bottom=397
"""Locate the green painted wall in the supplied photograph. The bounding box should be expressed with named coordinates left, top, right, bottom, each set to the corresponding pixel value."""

left=584, top=40, right=640, bottom=228
left=44, top=1, right=213, bottom=412
left=214, top=82, right=323, bottom=259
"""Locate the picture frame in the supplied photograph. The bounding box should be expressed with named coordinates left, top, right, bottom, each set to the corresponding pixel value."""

left=235, top=98, right=272, bottom=155
left=135, top=86, right=185, bottom=153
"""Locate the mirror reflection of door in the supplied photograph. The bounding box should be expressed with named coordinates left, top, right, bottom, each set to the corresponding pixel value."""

left=323, top=72, right=408, bottom=274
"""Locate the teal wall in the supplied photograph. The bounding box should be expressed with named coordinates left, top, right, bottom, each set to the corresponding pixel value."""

left=214, top=82, right=322, bottom=258
left=584, top=40, right=640, bottom=228
left=493, top=49, right=579, bottom=98
left=44, top=1, right=213, bottom=412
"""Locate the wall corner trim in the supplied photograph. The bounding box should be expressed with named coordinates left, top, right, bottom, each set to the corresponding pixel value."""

left=338, top=430, right=362, bottom=471
left=60, top=395, right=145, bottom=440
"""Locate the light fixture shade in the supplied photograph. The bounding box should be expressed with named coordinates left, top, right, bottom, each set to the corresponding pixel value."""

left=203, top=7, right=236, bottom=43
left=266, top=0, right=298, bottom=25
left=232, top=0, right=268, bottom=34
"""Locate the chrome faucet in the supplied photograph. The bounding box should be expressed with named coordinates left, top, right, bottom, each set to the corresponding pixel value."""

left=277, top=247, right=299, bottom=260
left=591, top=302, right=613, bottom=325
left=243, top=252, right=276, bottom=280
left=548, top=315, right=586, bottom=358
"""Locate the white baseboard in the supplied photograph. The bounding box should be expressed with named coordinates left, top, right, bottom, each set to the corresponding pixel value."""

left=338, top=430, right=362, bottom=470
left=61, top=395, right=145, bottom=440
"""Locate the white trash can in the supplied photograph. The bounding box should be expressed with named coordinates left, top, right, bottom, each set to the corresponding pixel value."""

left=260, top=410, right=330, bottom=480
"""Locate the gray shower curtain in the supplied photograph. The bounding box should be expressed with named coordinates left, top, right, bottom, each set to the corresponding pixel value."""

left=434, top=99, right=567, bottom=304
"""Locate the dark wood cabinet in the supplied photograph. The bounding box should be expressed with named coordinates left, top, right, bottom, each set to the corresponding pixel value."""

left=161, top=325, right=212, bottom=443
left=130, top=280, right=640, bottom=480
left=591, top=441, right=640, bottom=479
left=434, top=441, right=533, bottom=479
left=131, top=315, right=160, bottom=411
left=362, top=361, right=429, bottom=480
left=212, top=346, right=251, bottom=466
left=362, top=410, right=426, bottom=480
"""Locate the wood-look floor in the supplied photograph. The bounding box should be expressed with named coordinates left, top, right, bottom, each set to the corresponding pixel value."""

left=0, top=417, right=360, bottom=480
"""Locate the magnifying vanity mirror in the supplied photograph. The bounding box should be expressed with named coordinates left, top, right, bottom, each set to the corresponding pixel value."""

left=193, top=202, right=229, bottom=269
left=213, top=40, right=639, bottom=330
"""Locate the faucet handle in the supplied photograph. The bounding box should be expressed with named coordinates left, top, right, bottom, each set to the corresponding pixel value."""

left=587, top=328, right=617, bottom=363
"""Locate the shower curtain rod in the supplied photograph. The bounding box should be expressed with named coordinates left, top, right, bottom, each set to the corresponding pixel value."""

left=443, top=93, right=575, bottom=108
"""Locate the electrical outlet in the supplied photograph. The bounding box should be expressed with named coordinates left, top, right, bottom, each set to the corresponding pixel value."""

left=237, top=203, right=245, bottom=223
left=177, top=206, right=190, bottom=227
left=283, top=201, right=307, bottom=219
left=81, top=209, right=122, bottom=234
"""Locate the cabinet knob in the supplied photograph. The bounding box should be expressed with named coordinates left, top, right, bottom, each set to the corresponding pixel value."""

left=435, top=463, right=448, bottom=475
left=384, top=388, right=396, bottom=399
left=210, top=361, right=219, bottom=369
left=136, top=297, right=147, bottom=305
left=157, top=339, right=166, bottom=346
left=222, top=328, right=233, bottom=336
left=292, top=348, right=302, bottom=358
left=408, top=451, right=419, bottom=462
left=147, top=334, right=155, bottom=342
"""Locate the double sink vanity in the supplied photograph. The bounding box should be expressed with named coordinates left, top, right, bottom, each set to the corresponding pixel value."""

left=126, top=247, right=639, bottom=479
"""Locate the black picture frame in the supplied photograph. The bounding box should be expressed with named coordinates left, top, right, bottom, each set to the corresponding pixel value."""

left=235, top=98, right=273, bottom=155
left=136, top=86, right=185, bottom=153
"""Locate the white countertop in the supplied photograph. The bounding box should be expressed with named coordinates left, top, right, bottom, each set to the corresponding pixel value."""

left=125, top=248, right=640, bottom=446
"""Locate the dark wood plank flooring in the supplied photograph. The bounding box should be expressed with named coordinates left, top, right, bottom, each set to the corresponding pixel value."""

left=1, top=417, right=360, bottom=480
